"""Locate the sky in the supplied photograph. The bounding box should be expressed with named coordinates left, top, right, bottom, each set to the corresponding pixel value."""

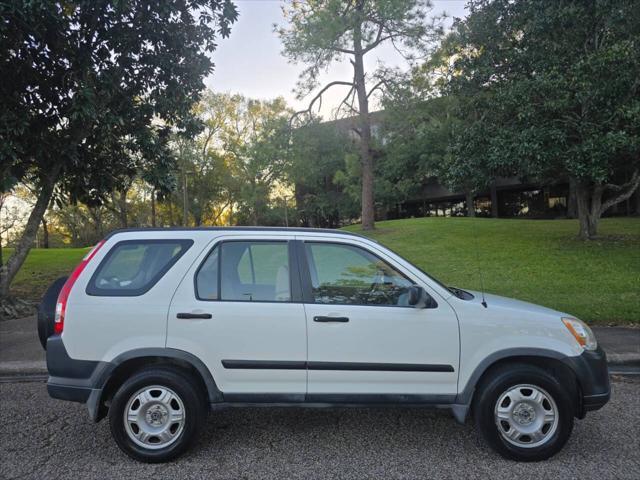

left=2, top=1, right=470, bottom=236
left=206, top=0, right=469, bottom=118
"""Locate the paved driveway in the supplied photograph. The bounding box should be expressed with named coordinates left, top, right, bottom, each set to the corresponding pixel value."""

left=1, top=377, right=638, bottom=480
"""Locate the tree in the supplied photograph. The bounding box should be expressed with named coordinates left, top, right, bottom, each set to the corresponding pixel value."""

left=288, top=121, right=359, bottom=227
left=277, top=0, right=440, bottom=230
left=173, top=137, right=230, bottom=227
left=221, top=96, right=292, bottom=225
left=167, top=93, right=293, bottom=227
left=381, top=80, right=480, bottom=216
left=446, top=0, right=640, bottom=239
left=0, top=0, right=238, bottom=297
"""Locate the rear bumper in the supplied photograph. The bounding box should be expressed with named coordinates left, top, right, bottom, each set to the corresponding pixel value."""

left=562, top=346, right=611, bottom=415
left=582, top=391, right=611, bottom=411
left=46, top=336, right=111, bottom=421
left=47, top=383, right=92, bottom=402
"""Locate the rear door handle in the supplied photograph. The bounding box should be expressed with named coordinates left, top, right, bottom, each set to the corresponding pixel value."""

left=313, top=316, right=349, bottom=323
left=177, top=312, right=212, bottom=319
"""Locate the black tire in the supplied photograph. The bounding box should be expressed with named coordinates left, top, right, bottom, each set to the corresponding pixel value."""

left=473, top=363, right=575, bottom=462
left=108, top=367, right=207, bottom=463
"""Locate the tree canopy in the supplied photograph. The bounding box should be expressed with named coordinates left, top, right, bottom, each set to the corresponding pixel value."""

left=0, top=0, right=238, bottom=296
left=277, top=0, right=440, bottom=230
left=443, top=0, right=640, bottom=238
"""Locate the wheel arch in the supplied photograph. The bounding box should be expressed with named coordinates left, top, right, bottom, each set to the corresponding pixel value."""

left=457, top=349, right=580, bottom=411
left=91, top=348, right=222, bottom=422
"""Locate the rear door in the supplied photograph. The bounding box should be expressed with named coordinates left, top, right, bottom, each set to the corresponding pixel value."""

left=167, top=234, right=307, bottom=399
left=65, top=235, right=197, bottom=361
left=297, top=236, right=459, bottom=400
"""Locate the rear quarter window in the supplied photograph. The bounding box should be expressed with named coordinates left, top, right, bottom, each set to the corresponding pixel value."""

left=86, top=239, right=193, bottom=296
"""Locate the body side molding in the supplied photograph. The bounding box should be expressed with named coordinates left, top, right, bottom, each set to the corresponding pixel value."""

left=222, top=360, right=306, bottom=370
left=221, top=359, right=455, bottom=373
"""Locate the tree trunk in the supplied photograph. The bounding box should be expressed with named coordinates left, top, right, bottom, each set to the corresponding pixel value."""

left=0, top=166, right=61, bottom=297
left=41, top=217, right=49, bottom=248
left=567, top=177, right=577, bottom=219
left=465, top=191, right=476, bottom=217
left=118, top=188, right=128, bottom=228
left=168, top=199, right=175, bottom=226
left=575, top=182, right=601, bottom=240
left=575, top=170, right=640, bottom=239
left=194, top=211, right=203, bottom=227
left=150, top=189, right=157, bottom=227
left=353, top=7, right=375, bottom=231
left=88, top=207, right=104, bottom=240
left=490, top=182, right=499, bottom=218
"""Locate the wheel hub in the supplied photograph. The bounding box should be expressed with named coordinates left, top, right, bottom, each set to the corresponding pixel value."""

left=145, top=404, right=169, bottom=427
left=494, top=384, right=559, bottom=448
left=512, top=403, right=536, bottom=425
left=124, top=385, right=185, bottom=450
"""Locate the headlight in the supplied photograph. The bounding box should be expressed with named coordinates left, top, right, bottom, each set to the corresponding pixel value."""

left=562, top=317, right=597, bottom=350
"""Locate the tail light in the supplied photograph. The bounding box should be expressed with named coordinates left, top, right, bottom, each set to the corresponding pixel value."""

left=54, top=240, right=106, bottom=335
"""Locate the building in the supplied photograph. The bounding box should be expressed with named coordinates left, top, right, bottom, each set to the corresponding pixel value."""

left=319, top=111, right=639, bottom=220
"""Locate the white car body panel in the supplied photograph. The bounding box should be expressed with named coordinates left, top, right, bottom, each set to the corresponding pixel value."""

left=166, top=233, right=307, bottom=394
left=61, top=228, right=584, bottom=400
left=451, top=291, right=583, bottom=394
left=296, top=234, right=460, bottom=395
left=63, top=230, right=211, bottom=361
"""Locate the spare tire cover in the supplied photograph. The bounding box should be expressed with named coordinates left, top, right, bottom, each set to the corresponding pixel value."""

left=37, top=276, right=68, bottom=350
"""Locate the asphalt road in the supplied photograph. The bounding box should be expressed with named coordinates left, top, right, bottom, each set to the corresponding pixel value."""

left=1, top=377, right=639, bottom=480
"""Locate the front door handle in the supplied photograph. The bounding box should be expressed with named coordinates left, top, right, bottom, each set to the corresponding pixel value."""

left=313, top=316, right=349, bottom=323
left=177, top=312, right=212, bottom=319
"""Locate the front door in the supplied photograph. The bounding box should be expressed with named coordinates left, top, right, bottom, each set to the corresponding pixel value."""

left=297, top=237, right=459, bottom=400
left=167, top=235, right=307, bottom=399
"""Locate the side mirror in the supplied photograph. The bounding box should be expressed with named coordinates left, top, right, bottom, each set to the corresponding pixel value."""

left=407, top=286, right=425, bottom=307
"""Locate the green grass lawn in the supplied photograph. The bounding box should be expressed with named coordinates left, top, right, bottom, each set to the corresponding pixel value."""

left=344, top=217, right=640, bottom=325
left=3, top=247, right=89, bottom=301
left=4, top=217, right=639, bottom=324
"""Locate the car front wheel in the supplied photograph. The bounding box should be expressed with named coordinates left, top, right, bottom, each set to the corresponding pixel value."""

left=108, top=367, right=206, bottom=463
left=473, top=363, right=575, bottom=461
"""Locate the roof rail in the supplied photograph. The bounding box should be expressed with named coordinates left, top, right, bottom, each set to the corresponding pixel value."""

left=104, top=226, right=373, bottom=241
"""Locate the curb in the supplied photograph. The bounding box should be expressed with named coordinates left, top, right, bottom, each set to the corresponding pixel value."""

left=607, top=353, right=640, bottom=367
left=0, top=361, right=47, bottom=376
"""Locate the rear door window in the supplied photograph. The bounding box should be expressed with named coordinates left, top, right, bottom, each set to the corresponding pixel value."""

left=87, top=239, right=193, bottom=296
left=195, top=240, right=292, bottom=302
left=221, top=241, right=291, bottom=302
left=196, top=241, right=291, bottom=302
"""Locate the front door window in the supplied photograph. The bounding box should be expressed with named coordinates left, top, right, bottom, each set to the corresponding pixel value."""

left=304, top=242, right=414, bottom=306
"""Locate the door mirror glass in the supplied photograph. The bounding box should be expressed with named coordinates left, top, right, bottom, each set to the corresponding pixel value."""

left=407, top=286, right=424, bottom=306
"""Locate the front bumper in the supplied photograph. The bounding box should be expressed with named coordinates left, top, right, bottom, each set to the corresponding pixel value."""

left=562, top=346, right=611, bottom=415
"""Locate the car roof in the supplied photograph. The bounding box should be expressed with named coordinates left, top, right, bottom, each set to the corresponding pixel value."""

left=105, top=226, right=374, bottom=241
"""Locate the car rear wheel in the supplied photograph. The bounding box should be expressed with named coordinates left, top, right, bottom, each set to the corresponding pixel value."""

left=473, top=363, right=574, bottom=461
left=109, top=367, right=206, bottom=463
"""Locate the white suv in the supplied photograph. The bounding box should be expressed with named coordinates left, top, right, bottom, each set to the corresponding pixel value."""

left=38, top=227, right=610, bottom=463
